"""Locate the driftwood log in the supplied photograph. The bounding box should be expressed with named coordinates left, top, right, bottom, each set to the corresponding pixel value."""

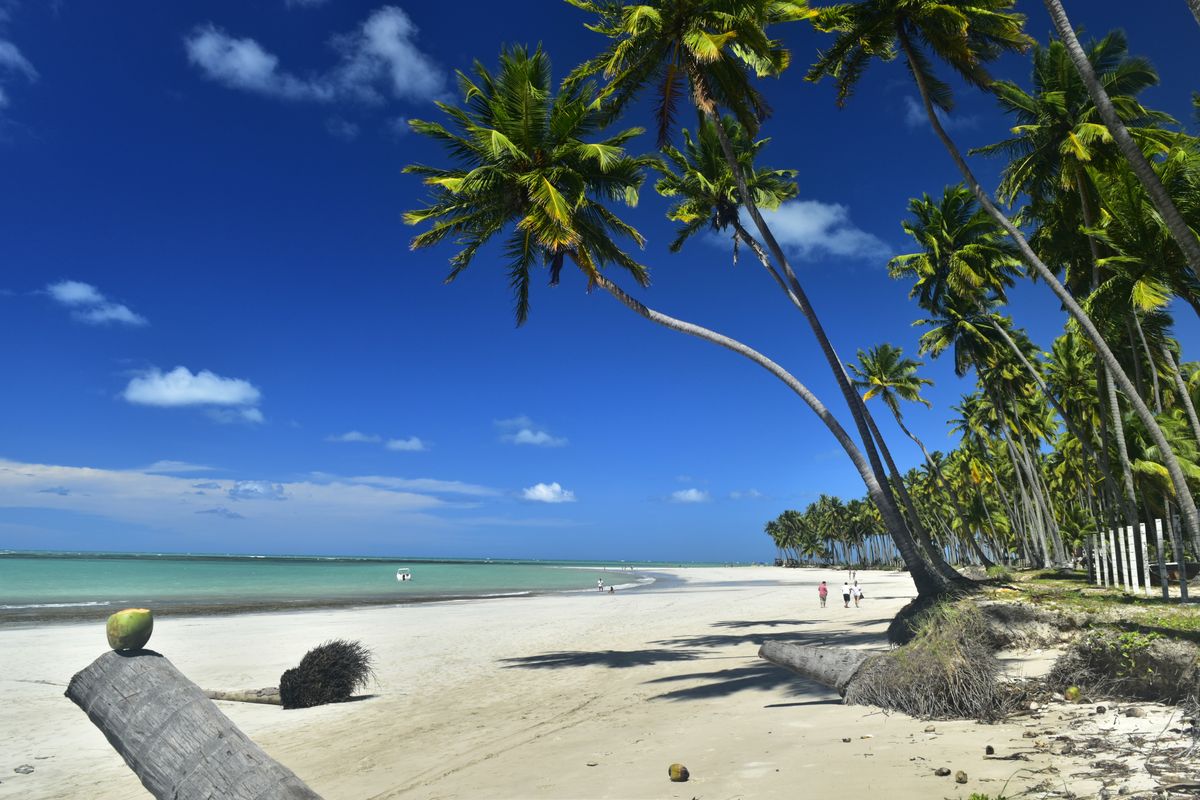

left=66, top=650, right=321, bottom=800
left=205, top=687, right=283, bottom=706
left=758, top=641, right=870, bottom=695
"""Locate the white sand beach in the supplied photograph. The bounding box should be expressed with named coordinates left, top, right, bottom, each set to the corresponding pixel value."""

left=0, top=567, right=1186, bottom=799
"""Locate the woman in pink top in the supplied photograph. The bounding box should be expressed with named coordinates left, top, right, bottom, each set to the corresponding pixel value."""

left=817, top=581, right=828, bottom=608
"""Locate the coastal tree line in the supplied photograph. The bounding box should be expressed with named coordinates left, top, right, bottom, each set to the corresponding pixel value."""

left=401, top=0, right=1200, bottom=601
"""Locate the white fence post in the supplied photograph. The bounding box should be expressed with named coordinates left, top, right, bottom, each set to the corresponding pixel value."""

left=1109, top=528, right=1120, bottom=590
left=1139, top=523, right=1151, bottom=596
left=1155, top=518, right=1169, bottom=600
left=1123, top=525, right=1132, bottom=594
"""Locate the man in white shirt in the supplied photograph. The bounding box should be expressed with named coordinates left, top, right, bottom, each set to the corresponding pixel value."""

left=841, top=581, right=851, bottom=608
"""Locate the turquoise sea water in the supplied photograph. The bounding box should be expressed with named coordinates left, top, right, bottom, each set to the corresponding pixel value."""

left=0, top=551, right=703, bottom=623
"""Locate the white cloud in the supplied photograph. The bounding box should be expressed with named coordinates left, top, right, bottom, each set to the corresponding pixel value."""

left=207, top=407, right=266, bottom=425
left=521, top=482, right=576, bottom=504
left=496, top=415, right=567, bottom=447
left=0, top=39, right=35, bottom=112
left=327, top=431, right=383, bottom=443
left=745, top=201, right=891, bottom=263
left=185, top=7, right=445, bottom=106
left=185, top=26, right=332, bottom=101
left=124, top=366, right=260, bottom=408
left=729, top=488, right=764, bottom=500
left=197, top=506, right=245, bottom=519
left=0, top=459, right=456, bottom=536
left=0, top=41, right=35, bottom=80
left=141, top=460, right=215, bottom=474
left=671, top=488, right=711, bottom=504
left=334, top=7, right=445, bottom=103
left=902, top=96, right=978, bottom=132
left=332, top=473, right=499, bottom=497
left=46, top=280, right=147, bottom=327
left=506, top=429, right=567, bottom=447
left=47, top=280, right=103, bottom=305
left=385, top=436, right=427, bottom=452
left=228, top=480, right=286, bottom=501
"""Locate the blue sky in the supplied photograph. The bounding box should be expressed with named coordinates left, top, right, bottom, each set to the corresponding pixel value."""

left=1, top=0, right=1197, bottom=561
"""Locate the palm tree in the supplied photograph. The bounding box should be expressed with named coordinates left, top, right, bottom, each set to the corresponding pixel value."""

left=849, top=344, right=996, bottom=566
left=653, top=112, right=964, bottom=584
left=806, top=0, right=1200, bottom=550
left=404, top=45, right=949, bottom=596
left=564, top=0, right=964, bottom=594
left=1040, top=0, right=1200, bottom=279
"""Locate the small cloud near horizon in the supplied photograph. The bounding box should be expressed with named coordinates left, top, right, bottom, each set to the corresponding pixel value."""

left=141, top=460, right=215, bottom=474
left=521, top=482, right=576, bottom=504
left=123, top=366, right=264, bottom=424
left=496, top=415, right=567, bottom=448
left=385, top=436, right=427, bottom=452
left=326, top=431, right=383, bottom=444
left=670, top=488, right=711, bottom=504
left=197, top=506, right=245, bottom=519
left=227, top=480, right=286, bottom=501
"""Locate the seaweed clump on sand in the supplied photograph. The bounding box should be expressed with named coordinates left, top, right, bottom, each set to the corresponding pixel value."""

left=846, top=601, right=1013, bottom=722
left=279, top=639, right=375, bottom=710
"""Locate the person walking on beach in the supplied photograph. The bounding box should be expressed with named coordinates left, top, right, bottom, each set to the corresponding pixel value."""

left=841, top=580, right=851, bottom=608
left=818, top=581, right=828, bottom=608
left=851, top=581, right=864, bottom=608
left=597, top=579, right=604, bottom=592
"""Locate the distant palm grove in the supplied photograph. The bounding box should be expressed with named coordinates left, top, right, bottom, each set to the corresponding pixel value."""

left=402, top=0, right=1200, bottom=601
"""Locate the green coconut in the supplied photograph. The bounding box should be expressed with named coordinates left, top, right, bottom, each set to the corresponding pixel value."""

left=106, top=608, right=153, bottom=651
left=667, top=763, right=689, bottom=783
left=1064, top=685, right=1082, bottom=703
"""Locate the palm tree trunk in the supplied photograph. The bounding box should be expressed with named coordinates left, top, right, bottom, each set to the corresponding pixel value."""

left=897, top=30, right=1200, bottom=555
left=593, top=275, right=948, bottom=597
left=1100, top=364, right=1145, bottom=545
left=1131, top=315, right=1162, bottom=411
left=1043, top=0, right=1200, bottom=280
left=861, top=408, right=965, bottom=581
left=891, top=414, right=995, bottom=567
left=1164, top=344, right=1200, bottom=444
left=684, top=61, right=916, bottom=550
left=988, top=321, right=1124, bottom=502
left=732, top=222, right=964, bottom=584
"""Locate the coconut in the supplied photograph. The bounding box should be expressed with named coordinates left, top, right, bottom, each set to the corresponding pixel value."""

left=668, top=763, right=689, bottom=782
left=106, top=608, right=153, bottom=651
left=1064, top=685, right=1082, bottom=703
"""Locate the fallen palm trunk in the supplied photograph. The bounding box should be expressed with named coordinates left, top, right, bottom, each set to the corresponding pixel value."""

left=66, top=650, right=322, bottom=799
left=205, top=687, right=283, bottom=705
left=760, top=602, right=1014, bottom=722
left=758, top=641, right=871, bottom=695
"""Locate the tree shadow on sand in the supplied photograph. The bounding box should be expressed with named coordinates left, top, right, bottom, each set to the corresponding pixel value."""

left=644, top=664, right=843, bottom=702
left=710, top=619, right=816, bottom=629
left=650, top=628, right=885, bottom=650
left=499, top=648, right=707, bottom=670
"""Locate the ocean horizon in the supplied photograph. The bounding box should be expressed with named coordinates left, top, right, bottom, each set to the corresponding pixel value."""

left=0, top=550, right=741, bottom=625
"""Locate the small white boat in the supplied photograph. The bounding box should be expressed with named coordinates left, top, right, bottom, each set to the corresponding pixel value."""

left=396, top=568, right=412, bottom=582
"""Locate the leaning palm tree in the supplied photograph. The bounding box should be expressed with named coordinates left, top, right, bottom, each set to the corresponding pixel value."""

left=565, top=1, right=960, bottom=592
left=404, top=45, right=949, bottom=596
left=654, top=112, right=963, bottom=584
left=806, top=0, right=1200, bottom=549
left=1040, top=0, right=1200, bottom=279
